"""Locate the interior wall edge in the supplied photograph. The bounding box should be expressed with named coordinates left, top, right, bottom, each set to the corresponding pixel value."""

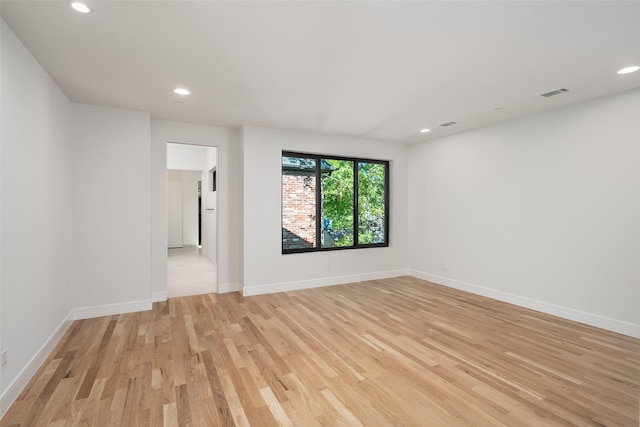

left=0, top=293, right=158, bottom=418
left=0, top=311, right=74, bottom=419
left=241, top=269, right=410, bottom=297
left=71, top=299, right=153, bottom=321
left=409, top=269, right=640, bottom=339
left=218, top=282, right=242, bottom=294
left=152, top=291, right=168, bottom=302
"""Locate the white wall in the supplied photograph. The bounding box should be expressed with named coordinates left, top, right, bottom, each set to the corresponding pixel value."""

left=201, top=147, right=217, bottom=263
left=167, top=178, right=183, bottom=248
left=167, top=143, right=209, bottom=248
left=179, top=171, right=201, bottom=247
left=408, top=88, right=640, bottom=337
left=72, top=104, right=151, bottom=312
left=241, top=125, right=409, bottom=296
left=151, top=120, right=242, bottom=299
left=167, top=143, right=208, bottom=170
left=1, top=19, right=74, bottom=410
left=167, top=170, right=201, bottom=247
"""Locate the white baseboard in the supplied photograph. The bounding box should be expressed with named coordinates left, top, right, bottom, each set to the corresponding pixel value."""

left=0, top=311, right=74, bottom=418
left=72, top=299, right=152, bottom=320
left=1, top=299, right=154, bottom=419
left=409, top=270, right=640, bottom=339
left=218, top=282, right=242, bottom=294
left=152, top=291, right=167, bottom=302
left=242, top=269, right=409, bottom=297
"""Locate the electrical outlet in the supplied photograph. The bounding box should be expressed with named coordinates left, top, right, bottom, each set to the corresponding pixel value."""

left=322, top=262, right=330, bottom=271
left=441, top=261, right=448, bottom=271
left=2, top=349, right=7, bottom=370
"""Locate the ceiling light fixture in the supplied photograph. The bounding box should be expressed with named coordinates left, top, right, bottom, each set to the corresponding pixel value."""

left=174, top=88, right=190, bottom=95
left=617, top=65, right=639, bottom=75
left=420, top=128, right=431, bottom=133
left=70, top=2, right=91, bottom=13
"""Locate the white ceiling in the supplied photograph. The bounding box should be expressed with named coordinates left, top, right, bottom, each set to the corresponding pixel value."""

left=2, top=1, right=639, bottom=144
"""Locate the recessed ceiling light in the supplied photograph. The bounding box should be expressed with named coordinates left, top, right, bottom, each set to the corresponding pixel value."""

left=70, top=2, right=91, bottom=13
left=617, top=65, right=639, bottom=75
left=174, top=88, right=190, bottom=95
left=419, top=128, right=431, bottom=133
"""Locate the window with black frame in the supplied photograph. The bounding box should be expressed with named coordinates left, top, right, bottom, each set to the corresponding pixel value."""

left=282, top=152, right=389, bottom=254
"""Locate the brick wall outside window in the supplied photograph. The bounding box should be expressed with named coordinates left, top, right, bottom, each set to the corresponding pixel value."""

left=282, top=170, right=316, bottom=250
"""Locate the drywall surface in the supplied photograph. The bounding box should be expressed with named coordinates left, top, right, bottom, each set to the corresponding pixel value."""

left=242, top=125, right=409, bottom=295
left=409, top=88, right=640, bottom=335
left=72, top=104, right=151, bottom=308
left=0, top=18, right=74, bottom=405
left=151, top=120, right=242, bottom=296
left=167, top=143, right=208, bottom=171
left=201, top=147, right=217, bottom=263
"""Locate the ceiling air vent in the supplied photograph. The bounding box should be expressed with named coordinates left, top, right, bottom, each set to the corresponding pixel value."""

left=541, top=88, right=570, bottom=98
left=440, top=121, right=457, bottom=127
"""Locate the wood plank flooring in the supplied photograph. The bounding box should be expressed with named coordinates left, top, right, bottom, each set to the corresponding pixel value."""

left=2, top=276, right=639, bottom=426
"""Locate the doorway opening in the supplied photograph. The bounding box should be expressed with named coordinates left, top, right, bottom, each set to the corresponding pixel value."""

left=166, top=142, right=218, bottom=298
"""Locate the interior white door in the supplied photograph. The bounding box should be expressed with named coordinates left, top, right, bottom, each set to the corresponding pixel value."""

left=167, top=180, right=183, bottom=248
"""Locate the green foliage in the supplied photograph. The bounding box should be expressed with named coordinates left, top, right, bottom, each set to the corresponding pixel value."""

left=358, top=162, right=386, bottom=244
left=321, top=159, right=386, bottom=247
left=322, top=160, right=354, bottom=246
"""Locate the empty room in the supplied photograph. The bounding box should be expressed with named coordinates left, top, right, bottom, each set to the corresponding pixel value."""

left=1, top=1, right=638, bottom=426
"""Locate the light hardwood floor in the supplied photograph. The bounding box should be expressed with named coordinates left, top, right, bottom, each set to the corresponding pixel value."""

left=2, top=277, right=639, bottom=426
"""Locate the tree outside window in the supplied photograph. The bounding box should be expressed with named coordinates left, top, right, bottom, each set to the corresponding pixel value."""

left=282, top=152, right=389, bottom=254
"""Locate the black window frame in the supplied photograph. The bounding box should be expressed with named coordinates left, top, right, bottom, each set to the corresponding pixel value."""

left=282, top=151, right=390, bottom=254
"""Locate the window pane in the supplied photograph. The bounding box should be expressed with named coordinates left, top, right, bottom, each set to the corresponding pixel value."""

left=321, top=159, right=354, bottom=248
left=358, top=162, right=386, bottom=244
left=282, top=156, right=317, bottom=251
left=282, top=152, right=389, bottom=254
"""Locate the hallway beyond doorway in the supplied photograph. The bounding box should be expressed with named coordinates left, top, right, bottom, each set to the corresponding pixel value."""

left=167, top=246, right=217, bottom=298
